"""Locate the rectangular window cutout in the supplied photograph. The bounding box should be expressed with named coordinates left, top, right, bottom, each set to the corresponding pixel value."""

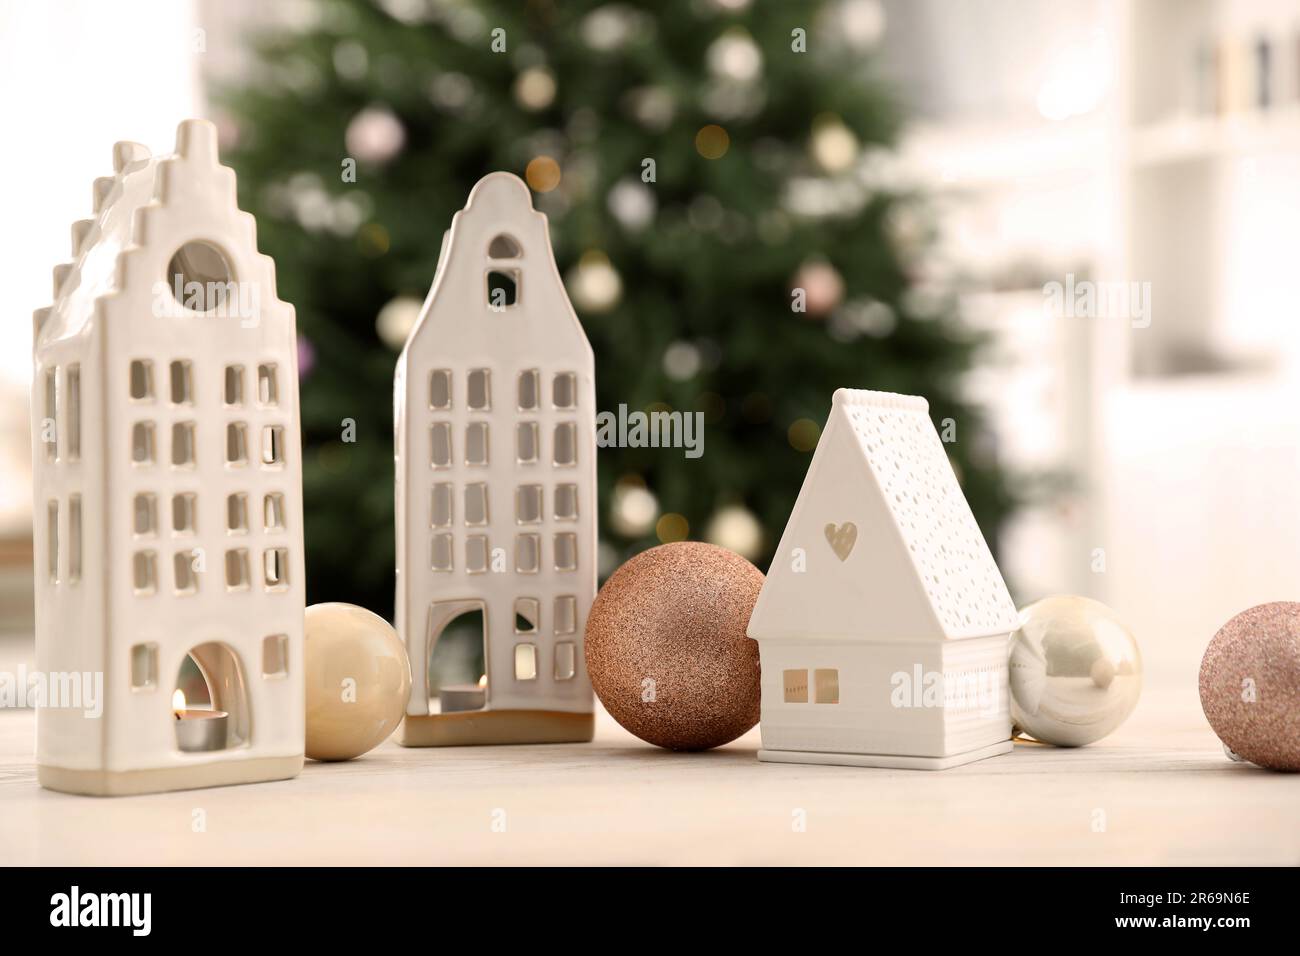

left=173, top=550, right=199, bottom=595
left=68, top=495, right=81, bottom=583
left=169, top=360, right=193, bottom=405
left=257, top=363, right=278, bottom=406
left=466, top=535, right=489, bottom=574
left=431, top=422, right=452, bottom=468
left=171, top=422, right=196, bottom=467
left=554, top=595, right=577, bottom=635
left=514, top=643, right=537, bottom=681
left=515, top=533, right=540, bottom=574
left=226, top=422, right=248, bottom=465
left=132, top=422, right=155, bottom=465
left=467, top=368, right=491, bottom=410
left=783, top=669, right=809, bottom=703
left=554, top=484, right=578, bottom=521
left=814, top=668, right=839, bottom=704
left=172, top=493, right=197, bottom=534
left=517, top=369, right=539, bottom=410
left=227, top=493, right=249, bottom=533
left=554, top=642, right=577, bottom=681
left=553, top=533, right=578, bottom=572
left=465, top=422, right=488, bottom=465
left=66, top=365, right=80, bottom=461
left=261, top=425, right=285, bottom=466
left=516, top=422, right=538, bottom=464
left=130, top=642, right=158, bottom=690
left=225, top=548, right=250, bottom=590
left=432, top=533, right=454, bottom=572
left=264, top=547, right=289, bottom=590
left=464, top=483, right=489, bottom=525
left=552, top=422, right=577, bottom=466
left=43, top=369, right=56, bottom=461
left=515, top=484, right=542, bottom=524
left=264, top=492, right=286, bottom=532
left=430, top=369, right=452, bottom=410
left=133, top=550, right=157, bottom=595
left=487, top=269, right=519, bottom=309
left=432, top=483, right=453, bottom=527
left=262, top=634, right=289, bottom=679
left=133, top=493, right=157, bottom=536
left=224, top=365, right=244, bottom=406
left=514, top=597, right=539, bottom=634
left=46, top=500, right=58, bottom=583
left=129, top=359, right=153, bottom=401
left=552, top=372, right=577, bottom=409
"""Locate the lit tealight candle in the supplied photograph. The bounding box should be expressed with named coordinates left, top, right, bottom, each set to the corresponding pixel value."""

left=172, top=688, right=229, bottom=752
left=439, top=675, right=487, bottom=714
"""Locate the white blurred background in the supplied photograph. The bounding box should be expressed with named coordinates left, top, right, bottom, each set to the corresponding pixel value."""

left=3, top=0, right=1300, bottom=698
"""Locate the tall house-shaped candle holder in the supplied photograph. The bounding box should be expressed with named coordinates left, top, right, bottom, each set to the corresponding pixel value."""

left=395, top=173, right=597, bottom=746
left=31, top=120, right=305, bottom=795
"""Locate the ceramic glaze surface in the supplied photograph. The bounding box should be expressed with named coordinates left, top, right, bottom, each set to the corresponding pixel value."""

left=32, top=120, right=305, bottom=795
left=394, top=173, right=596, bottom=745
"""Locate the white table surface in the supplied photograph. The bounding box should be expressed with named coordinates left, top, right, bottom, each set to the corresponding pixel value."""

left=2, top=677, right=1297, bottom=866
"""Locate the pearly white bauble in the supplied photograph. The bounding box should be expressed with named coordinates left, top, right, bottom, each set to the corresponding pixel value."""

left=1009, top=595, right=1142, bottom=747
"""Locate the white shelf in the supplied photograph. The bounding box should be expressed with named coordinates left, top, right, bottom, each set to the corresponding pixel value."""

left=1132, top=106, right=1300, bottom=167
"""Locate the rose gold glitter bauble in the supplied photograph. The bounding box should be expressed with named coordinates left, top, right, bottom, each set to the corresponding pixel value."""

left=585, top=542, right=763, bottom=750
left=1199, top=602, right=1300, bottom=771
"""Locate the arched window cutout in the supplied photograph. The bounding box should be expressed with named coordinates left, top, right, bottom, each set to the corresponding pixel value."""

left=427, top=599, right=487, bottom=713
left=487, top=234, right=522, bottom=259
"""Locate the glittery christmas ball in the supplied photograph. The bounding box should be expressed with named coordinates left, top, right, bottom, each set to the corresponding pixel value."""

left=585, top=542, right=763, bottom=750
left=1009, top=595, right=1142, bottom=746
left=1200, top=602, right=1300, bottom=771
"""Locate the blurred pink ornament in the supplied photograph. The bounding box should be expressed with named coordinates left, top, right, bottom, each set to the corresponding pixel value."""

left=792, top=260, right=845, bottom=318
left=297, top=334, right=316, bottom=379
left=345, top=106, right=405, bottom=165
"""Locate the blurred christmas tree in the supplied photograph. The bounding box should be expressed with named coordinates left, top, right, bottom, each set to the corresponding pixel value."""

left=217, top=0, right=1015, bottom=617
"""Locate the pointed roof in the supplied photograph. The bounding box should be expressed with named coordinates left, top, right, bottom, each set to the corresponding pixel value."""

left=748, top=388, right=1019, bottom=643
left=400, top=172, right=591, bottom=365
left=34, top=119, right=266, bottom=350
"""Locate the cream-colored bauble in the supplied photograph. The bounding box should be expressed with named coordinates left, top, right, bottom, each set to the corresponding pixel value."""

left=305, top=603, right=412, bottom=761
left=1009, top=595, right=1142, bottom=746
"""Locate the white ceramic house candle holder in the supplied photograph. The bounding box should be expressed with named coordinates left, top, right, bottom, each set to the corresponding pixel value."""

left=394, top=172, right=596, bottom=746
left=747, top=388, right=1019, bottom=770
left=31, top=120, right=305, bottom=795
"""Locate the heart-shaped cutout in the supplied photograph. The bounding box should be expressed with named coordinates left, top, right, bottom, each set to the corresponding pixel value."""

left=824, top=522, right=857, bottom=562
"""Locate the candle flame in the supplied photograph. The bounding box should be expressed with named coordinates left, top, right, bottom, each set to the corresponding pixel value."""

left=172, top=688, right=186, bottom=719
left=477, top=674, right=487, bottom=688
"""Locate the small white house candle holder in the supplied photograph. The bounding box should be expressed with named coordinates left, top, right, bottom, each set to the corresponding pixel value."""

left=394, top=172, right=596, bottom=746
left=31, top=120, right=305, bottom=795
left=748, top=388, right=1019, bottom=770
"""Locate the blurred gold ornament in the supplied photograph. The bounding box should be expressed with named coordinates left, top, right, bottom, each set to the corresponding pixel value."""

left=610, top=478, right=659, bottom=537
left=514, top=66, right=556, bottom=111
left=655, top=513, right=689, bottom=543
left=1009, top=595, right=1142, bottom=747
left=811, top=113, right=858, bottom=173
left=566, top=250, right=622, bottom=313
left=357, top=222, right=390, bottom=257
left=705, top=505, right=763, bottom=560
left=787, top=418, right=820, bottom=452
left=707, top=28, right=763, bottom=83
left=375, top=296, right=423, bottom=350
left=695, top=124, right=730, bottom=160
left=525, top=155, right=562, bottom=192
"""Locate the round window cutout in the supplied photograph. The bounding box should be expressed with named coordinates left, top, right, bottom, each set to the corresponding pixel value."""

left=166, top=241, right=234, bottom=314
